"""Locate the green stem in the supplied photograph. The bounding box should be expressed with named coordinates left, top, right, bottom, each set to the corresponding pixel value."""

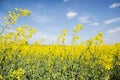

left=0, top=25, right=7, bottom=36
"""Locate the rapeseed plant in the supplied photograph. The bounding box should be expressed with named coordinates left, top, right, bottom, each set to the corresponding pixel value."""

left=0, top=8, right=120, bottom=80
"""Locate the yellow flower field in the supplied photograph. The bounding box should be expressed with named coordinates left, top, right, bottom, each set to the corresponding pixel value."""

left=0, top=8, right=120, bottom=80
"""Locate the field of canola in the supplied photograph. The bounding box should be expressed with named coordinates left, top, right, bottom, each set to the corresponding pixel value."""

left=0, top=8, right=120, bottom=80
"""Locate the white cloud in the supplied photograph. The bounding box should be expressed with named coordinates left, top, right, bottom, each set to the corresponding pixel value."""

left=64, top=0, right=69, bottom=2
left=107, top=27, right=120, bottom=33
left=104, top=17, right=120, bottom=25
left=31, top=13, right=51, bottom=23
left=90, top=22, right=99, bottom=26
left=78, top=16, right=90, bottom=23
left=66, top=11, right=77, bottom=19
left=29, top=31, right=58, bottom=44
left=78, top=16, right=100, bottom=25
left=109, top=2, right=120, bottom=8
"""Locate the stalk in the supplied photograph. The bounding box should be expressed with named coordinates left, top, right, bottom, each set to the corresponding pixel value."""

left=0, top=25, right=7, bottom=36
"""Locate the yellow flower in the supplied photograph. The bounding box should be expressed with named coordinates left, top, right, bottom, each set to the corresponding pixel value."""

left=77, top=24, right=83, bottom=30
left=4, top=17, right=7, bottom=20
left=0, top=75, right=3, bottom=80
left=17, top=27, right=22, bottom=31
left=58, top=35, right=63, bottom=39
left=11, top=68, right=25, bottom=79
left=23, top=25, right=28, bottom=28
left=5, top=22, right=9, bottom=25
left=15, top=8, right=18, bottom=11
left=29, top=28, right=36, bottom=34
left=94, top=36, right=100, bottom=40
left=74, top=36, right=80, bottom=41
left=61, top=29, right=68, bottom=36
left=7, top=26, right=11, bottom=28
left=105, top=64, right=111, bottom=70
left=73, top=24, right=83, bottom=33
left=98, top=32, right=103, bottom=37
left=8, top=11, right=11, bottom=14
left=86, top=39, right=93, bottom=45
left=63, top=65, right=67, bottom=70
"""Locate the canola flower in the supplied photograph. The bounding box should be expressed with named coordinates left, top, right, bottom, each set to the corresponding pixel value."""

left=0, top=75, right=3, bottom=80
left=11, top=68, right=25, bottom=80
left=0, top=8, right=30, bottom=36
left=0, top=8, right=120, bottom=80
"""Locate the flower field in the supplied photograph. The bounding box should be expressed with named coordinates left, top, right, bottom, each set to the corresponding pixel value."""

left=0, top=8, right=120, bottom=80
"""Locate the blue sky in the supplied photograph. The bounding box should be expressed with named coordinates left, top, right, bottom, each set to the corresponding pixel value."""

left=0, top=0, right=120, bottom=44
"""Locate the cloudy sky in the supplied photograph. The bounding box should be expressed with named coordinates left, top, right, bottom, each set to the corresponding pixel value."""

left=0, top=0, right=120, bottom=44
